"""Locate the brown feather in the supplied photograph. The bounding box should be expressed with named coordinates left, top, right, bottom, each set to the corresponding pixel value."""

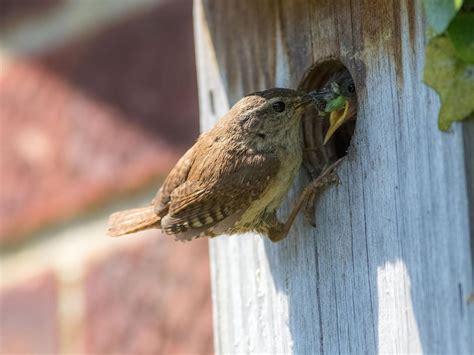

left=108, top=207, right=160, bottom=237
left=159, top=145, right=280, bottom=237
left=153, top=146, right=196, bottom=215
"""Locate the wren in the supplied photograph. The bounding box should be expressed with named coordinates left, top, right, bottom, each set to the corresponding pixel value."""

left=108, top=87, right=351, bottom=242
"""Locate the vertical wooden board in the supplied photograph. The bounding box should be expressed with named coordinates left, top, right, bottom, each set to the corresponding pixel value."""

left=194, top=0, right=473, bottom=353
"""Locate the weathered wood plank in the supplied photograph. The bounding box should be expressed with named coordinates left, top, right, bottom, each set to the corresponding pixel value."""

left=194, top=0, right=473, bottom=353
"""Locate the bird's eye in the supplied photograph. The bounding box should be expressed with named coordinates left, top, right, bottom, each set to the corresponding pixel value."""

left=272, top=101, right=286, bottom=113
left=347, top=83, right=355, bottom=94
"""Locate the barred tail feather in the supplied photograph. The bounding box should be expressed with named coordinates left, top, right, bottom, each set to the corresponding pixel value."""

left=108, top=206, right=160, bottom=237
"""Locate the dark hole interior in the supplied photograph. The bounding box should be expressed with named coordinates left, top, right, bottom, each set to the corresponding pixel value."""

left=298, top=60, right=357, bottom=176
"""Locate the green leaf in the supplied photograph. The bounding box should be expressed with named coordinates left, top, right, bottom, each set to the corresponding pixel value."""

left=423, top=0, right=464, bottom=34
left=424, top=36, right=474, bottom=130
left=447, top=12, right=474, bottom=63
left=324, top=95, right=347, bottom=113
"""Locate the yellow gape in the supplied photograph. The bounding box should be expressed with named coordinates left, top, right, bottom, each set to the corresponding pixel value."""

left=324, top=100, right=351, bottom=145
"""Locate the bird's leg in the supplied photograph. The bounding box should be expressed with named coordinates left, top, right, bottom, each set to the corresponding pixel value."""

left=267, top=158, right=343, bottom=242
left=303, top=160, right=341, bottom=227
left=304, top=189, right=317, bottom=227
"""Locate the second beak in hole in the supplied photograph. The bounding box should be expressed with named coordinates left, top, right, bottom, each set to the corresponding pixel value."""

left=323, top=96, right=356, bottom=145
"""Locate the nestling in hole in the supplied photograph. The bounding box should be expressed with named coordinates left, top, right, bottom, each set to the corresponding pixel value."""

left=298, top=61, right=358, bottom=225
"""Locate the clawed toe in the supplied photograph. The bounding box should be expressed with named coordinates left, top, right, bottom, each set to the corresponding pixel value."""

left=304, top=191, right=317, bottom=227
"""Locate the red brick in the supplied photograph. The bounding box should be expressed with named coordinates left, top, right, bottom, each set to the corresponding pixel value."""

left=0, top=0, right=199, bottom=244
left=83, top=234, right=213, bottom=354
left=0, top=271, right=59, bottom=354
left=38, top=0, right=199, bottom=147
left=0, top=0, right=62, bottom=26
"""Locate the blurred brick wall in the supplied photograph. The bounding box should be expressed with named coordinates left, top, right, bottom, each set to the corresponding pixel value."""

left=83, top=237, right=213, bottom=354
left=0, top=0, right=213, bottom=353
left=0, top=272, right=58, bottom=353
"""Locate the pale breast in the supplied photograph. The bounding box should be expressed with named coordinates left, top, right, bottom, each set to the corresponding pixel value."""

left=233, top=138, right=303, bottom=230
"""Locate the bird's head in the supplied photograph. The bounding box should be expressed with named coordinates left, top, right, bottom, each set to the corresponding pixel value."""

left=231, top=88, right=313, bottom=140
left=309, top=71, right=357, bottom=144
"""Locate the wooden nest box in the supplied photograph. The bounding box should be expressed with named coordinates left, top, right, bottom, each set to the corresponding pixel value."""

left=194, top=1, right=473, bottom=353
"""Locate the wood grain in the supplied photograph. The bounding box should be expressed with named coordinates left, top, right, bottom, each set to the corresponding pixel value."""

left=194, top=0, right=473, bottom=353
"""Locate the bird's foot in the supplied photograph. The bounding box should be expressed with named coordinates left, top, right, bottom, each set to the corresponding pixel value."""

left=303, top=159, right=342, bottom=227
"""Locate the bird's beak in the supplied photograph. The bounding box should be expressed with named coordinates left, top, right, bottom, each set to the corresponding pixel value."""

left=295, top=94, right=315, bottom=109
left=308, top=90, right=332, bottom=100
left=323, top=99, right=356, bottom=144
